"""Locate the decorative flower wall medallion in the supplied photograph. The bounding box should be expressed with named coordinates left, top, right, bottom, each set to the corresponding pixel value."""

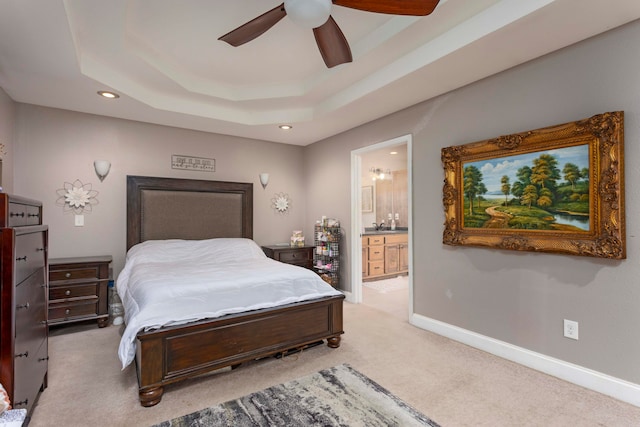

left=56, top=179, right=99, bottom=214
left=271, top=192, right=291, bottom=214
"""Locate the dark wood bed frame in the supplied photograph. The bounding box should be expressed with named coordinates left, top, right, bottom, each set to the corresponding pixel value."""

left=126, top=176, right=344, bottom=407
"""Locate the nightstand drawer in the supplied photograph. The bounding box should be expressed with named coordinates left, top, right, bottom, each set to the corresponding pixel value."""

left=49, top=299, right=98, bottom=322
left=50, top=267, right=98, bottom=282
left=50, top=283, right=98, bottom=300
left=278, top=250, right=312, bottom=263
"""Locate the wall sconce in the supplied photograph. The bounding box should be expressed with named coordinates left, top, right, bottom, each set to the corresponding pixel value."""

left=259, top=173, right=269, bottom=189
left=94, top=160, right=111, bottom=182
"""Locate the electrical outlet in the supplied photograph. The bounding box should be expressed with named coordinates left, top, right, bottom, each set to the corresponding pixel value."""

left=564, top=319, right=579, bottom=340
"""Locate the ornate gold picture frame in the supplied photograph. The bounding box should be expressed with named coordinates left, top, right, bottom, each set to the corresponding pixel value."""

left=441, top=111, right=625, bottom=259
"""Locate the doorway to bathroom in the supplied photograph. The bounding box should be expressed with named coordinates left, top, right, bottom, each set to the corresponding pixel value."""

left=350, top=134, right=412, bottom=321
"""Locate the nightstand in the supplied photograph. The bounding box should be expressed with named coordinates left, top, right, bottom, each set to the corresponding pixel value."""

left=48, top=255, right=112, bottom=328
left=262, top=245, right=315, bottom=270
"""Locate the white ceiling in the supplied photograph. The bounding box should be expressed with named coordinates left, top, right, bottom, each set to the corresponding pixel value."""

left=1, top=0, right=639, bottom=146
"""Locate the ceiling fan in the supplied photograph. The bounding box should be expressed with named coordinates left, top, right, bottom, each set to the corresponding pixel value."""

left=219, top=0, right=441, bottom=68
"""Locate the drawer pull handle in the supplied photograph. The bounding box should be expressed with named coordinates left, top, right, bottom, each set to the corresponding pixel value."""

left=65, top=290, right=72, bottom=296
left=16, top=256, right=27, bottom=262
left=10, top=212, right=25, bottom=218
left=38, top=356, right=49, bottom=362
left=28, top=213, right=40, bottom=218
left=14, top=399, right=28, bottom=407
left=16, top=302, right=30, bottom=310
left=65, top=309, right=71, bottom=315
left=15, top=351, right=29, bottom=358
left=37, top=247, right=45, bottom=252
left=65, top=273, right=72, bottom=278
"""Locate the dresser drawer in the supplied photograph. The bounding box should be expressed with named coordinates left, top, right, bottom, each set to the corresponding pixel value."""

left=50, top=267, right=99, bottom=282
left=15, top=231, right=46, bottom=284
left=50, top=283, right=98, bottom=300
left=49, top=299, right=98, bottom=322
left=7, top=202, right=41, bottom=227
left=15, top=269, right=47, bottom=353
left=13, top=339, right=47, bottom=412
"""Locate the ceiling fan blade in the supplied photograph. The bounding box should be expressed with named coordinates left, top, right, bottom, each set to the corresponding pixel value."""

left=219, top=3, right=287, bottom=47
left=313, top=16, right=352, bottom=68
left=333, top=0, right=440, bottom=16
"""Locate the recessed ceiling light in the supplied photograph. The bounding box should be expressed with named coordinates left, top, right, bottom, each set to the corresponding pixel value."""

left=97, top=90, right=119, bottom=99
left=390, top=151, right=398, bottom=155
left=279, top=125, right=292, bottom=130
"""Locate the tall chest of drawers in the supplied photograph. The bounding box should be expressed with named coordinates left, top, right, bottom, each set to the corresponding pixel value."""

left=0, top=194, right=48, bottom=417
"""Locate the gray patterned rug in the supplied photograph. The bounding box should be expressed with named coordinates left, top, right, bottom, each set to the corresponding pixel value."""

left=152, top=364, right=439, bottom=427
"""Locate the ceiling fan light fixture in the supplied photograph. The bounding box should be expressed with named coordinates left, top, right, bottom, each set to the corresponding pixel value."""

left=284, top=0, right=332, bottom=29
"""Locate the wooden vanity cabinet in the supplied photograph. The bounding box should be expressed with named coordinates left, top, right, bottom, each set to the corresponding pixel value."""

left=364, top=236, right=385, bottom=279
left=363, top=233, right=408, bottom=281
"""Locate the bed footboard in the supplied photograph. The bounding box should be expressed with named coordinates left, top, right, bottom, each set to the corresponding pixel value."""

left=135, top=294, right=344, bottom=407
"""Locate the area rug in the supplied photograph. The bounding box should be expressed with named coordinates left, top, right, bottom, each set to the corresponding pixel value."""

left=152, top=364, right=439, bottom=427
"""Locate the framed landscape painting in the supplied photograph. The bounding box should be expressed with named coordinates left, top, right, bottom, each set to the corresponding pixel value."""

left=441, top=111, right=625, bottom=259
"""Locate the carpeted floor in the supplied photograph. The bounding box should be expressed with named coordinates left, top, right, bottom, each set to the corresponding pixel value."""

left=153, top=364, right=439, bottom=427
left=32, top=302, right=640, bottom=426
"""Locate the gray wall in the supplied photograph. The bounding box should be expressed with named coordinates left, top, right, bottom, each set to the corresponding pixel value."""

left=305, top=20, right=640, bottom=385
left=11, top=105, right=308, bottom=274
left=0, top=88, right=15, bottom=192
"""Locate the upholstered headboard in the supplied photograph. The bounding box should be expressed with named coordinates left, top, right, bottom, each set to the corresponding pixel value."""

left=126, top=176, right=253, bottom=249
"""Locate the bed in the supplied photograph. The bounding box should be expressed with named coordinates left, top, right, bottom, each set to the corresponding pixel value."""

left=120, top=176, right=345, bottom=407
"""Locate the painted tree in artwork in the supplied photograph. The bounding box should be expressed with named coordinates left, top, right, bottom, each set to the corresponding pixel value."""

left=520, top=184, right=539, bottom=208
left=563, top=163, right=581, bottom=190
left=501, top=175, right=511, bottom=205
left=463, top=165, right=485, bottom=215
left=511, top=165, right=532, bottom=199
left=530, top=154, right=560, bottom=190
left=537, top=187, right=553, bottom=208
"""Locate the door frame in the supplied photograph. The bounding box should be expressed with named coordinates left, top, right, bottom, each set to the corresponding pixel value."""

left=350, top=134, right=413, bottom=315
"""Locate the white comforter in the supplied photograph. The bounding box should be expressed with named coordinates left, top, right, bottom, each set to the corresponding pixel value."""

left=116, top=238, right=341, bottom=368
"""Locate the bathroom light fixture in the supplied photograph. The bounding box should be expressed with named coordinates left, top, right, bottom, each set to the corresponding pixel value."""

left=279, top=124, right=292, bottom=130
left=284, top=0, right=332, bottom=29
left=94, top=160, right=111, bottom=182
left=97, top=90, right=119, bottom=99
left=259, top=172, right=270, bottom=189
left=370, top=167, right=390, bottom=181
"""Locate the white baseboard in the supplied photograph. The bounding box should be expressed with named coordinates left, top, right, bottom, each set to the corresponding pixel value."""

left=411, top=313, right=640, bottom=408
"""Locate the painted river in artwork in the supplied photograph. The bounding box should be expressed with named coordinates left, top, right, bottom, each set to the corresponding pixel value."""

left=482, top=195, right=589, bottom=231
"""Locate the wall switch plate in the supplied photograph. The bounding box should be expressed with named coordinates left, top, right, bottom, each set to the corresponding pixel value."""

left=564, top=319, right=579, bottom=340
left=74, top=214, right=84, bottom=227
